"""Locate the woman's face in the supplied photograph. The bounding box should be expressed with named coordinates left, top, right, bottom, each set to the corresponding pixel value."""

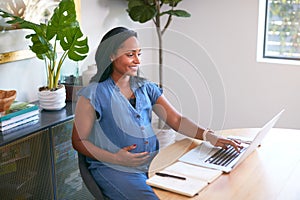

left=111, top=36, right=142, bottom=78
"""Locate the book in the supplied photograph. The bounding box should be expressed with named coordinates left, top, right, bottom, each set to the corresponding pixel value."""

left=0, top=109, right=39, bottom=127
left=146, top=161, right=222, bottom=197
left=0, top=101, right=39, bottom=122
left=0, top=115, right=39, bottom=132
left=0, top=120, right=39, bottom=136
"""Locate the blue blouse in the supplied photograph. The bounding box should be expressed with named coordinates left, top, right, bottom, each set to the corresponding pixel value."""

left=77, top=76, right=163, bottom=173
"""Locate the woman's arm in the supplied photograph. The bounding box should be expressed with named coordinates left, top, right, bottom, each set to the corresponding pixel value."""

left=72, top=96, right=150, bottom=167
left=153, top=95, right=241, bottom=150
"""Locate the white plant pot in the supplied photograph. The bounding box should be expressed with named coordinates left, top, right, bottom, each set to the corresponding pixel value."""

left=38, top=85, right=66, bottom=110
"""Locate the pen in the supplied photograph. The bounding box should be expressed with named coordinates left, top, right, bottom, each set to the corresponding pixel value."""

left=155, top=172, right=186, bottom=180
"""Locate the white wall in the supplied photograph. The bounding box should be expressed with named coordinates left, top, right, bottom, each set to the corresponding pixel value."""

left=172, top=0, right=300, bottom=129
left=0, top=0, right=299, bottom=129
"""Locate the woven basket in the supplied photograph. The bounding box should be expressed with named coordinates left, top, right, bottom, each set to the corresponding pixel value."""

left=0, top=90, right=17, bottom=113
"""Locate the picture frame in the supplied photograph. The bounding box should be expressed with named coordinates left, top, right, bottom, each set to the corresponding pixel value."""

left=0, top=0, right=81, bottom=64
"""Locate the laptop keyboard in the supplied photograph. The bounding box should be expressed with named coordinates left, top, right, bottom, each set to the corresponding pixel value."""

left=205, top=145, right=246, bottom=167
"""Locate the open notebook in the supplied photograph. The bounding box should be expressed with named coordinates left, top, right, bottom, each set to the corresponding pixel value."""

left=146, top=161, right=222, bottom=197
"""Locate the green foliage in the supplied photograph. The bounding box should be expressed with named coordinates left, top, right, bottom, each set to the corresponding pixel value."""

left=0, top=0, right=89, bottom=90
left=126, top=0, right=190, bottom=129
left=128, top=5, right=157, bottom=23
left=126, top=0, right=191, bottom=88
left=127, top=0, right=191, bottom=25
left=160, top=9, right=190, bottom=17
left=268, top=0, right=300, bottom=56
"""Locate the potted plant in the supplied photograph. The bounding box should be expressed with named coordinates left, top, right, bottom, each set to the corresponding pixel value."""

left=126, top=0, right=191, bottom=147
left=0, top=0, right=89, bottom=110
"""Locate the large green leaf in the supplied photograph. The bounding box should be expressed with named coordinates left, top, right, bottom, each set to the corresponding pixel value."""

left=23, top=24, right=56, bottom=61
left=161, top=9, right=191, bottom=17
left=162, top=0, right=182, bottom=7
left=0, top=9, right=38, bottom=30
left=0, top=0, right=88, bottom=63
left=0, top=9, right=54, bottom=61
left=0, top=0, right=89, bottom=89
left=60, top=27, right=89, bottom=61
left=47, top=0, right=78, bottom=41
left=128, top=5, right=157, bottom=23
left=27, top=34, right=49, bottom=58
left=128, top=0, right=146, bottom=9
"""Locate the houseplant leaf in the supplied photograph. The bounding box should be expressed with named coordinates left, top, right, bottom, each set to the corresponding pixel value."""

left=0, top=0, right=89, bottom=92
left=160, top=9, right=191, bottom=17
left=27, top=33, right=54, bottom=60
left=46, top=0, right=78, bottom=41
left=162, top=0, right=182, bottom=6
left=60, top=27, right=89, bottom=61
left=128, top=0, right=154, bottom=9
left=127, top=1, right=157, bottom=23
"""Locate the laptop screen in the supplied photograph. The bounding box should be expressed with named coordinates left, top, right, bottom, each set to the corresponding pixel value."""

left=233, top=109, right=284, bottom=168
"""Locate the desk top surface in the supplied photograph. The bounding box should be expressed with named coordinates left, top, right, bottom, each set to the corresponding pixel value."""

left=149, top=128, right=300, bottom=200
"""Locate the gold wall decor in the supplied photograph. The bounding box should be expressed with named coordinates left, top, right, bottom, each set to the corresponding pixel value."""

left=0, top=0, right=80, bottom=64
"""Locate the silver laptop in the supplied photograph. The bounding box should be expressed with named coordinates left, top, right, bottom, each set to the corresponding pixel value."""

left=179, top=109, right=284, bottom=173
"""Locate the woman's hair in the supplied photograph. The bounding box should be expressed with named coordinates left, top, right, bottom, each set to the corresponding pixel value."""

left=90, top=27, right=138, bottom=83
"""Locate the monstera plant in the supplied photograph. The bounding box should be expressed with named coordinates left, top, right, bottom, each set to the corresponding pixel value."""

left=0, top=0, right=89, bottom=110
left=127, top=0, right=191, bottom=129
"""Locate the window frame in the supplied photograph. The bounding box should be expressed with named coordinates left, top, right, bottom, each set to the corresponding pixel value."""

left=257, top=0, right=300, bottom=66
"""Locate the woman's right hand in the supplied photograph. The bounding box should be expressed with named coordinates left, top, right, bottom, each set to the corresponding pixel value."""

left=205, top=131, right=242, bottom=152
left=114, top=144, right=150, bottom=167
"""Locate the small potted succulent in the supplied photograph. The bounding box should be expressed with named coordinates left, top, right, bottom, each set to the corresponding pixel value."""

left=0, top=0, right=89, bottom=110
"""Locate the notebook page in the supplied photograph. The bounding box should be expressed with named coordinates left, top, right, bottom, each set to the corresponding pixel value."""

left=146, top=174, right=208, bottom=197
left=164, top=161, right=222, bottom=183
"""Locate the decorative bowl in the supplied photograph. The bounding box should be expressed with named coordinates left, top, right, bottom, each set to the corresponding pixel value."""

left=0, top=90, right=17, bottom=113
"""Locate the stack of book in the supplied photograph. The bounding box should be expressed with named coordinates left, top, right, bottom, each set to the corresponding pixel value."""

left=0, top=101, right=39, bottom=134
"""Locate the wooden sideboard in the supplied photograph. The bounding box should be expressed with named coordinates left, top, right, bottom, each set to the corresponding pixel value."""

left=0, top=102, right=93, bottom=200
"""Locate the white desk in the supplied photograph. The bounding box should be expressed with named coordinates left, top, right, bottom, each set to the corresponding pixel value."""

left=149, top=128, right=300, bottom=200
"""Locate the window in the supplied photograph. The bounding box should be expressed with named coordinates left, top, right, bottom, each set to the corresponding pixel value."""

left=257, top=0, right=300, bottom=64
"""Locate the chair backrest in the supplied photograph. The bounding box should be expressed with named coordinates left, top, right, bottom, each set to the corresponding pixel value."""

left=77, top=152, right=106, bottom=200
